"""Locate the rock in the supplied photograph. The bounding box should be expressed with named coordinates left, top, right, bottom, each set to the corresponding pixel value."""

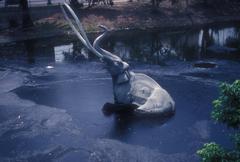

left=0, top=71, right=26, bottom=93
left=207, top=45, right=237, bottom=54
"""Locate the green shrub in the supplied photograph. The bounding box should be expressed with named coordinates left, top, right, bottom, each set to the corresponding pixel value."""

left=197, top=143, right=225, bottom=162
left=212, top=80, right=240, bottom=128
left=197, top=80, right=240, bottom=162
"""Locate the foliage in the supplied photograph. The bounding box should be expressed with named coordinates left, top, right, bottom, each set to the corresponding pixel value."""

left=232, top=134, right=240, bottom=151
left=197, top=80, right=240, bottom=162
left=197, top=137, right=240, bottom=162
left=212, top=80, right=240, bottom=128
left=197, top=143, right=226, bottom=162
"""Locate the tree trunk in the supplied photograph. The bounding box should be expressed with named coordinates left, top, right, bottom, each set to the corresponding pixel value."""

left=19, top=0, right=33, bottom=29
left=47, top=0, right=52, bottom=5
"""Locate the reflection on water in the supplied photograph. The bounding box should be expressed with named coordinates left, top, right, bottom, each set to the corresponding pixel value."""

left=54, top=44, right=73, bottom=63
left=210, top=27, right=238, bottom=46
left=2, top=25, right=239, bottom=65
left=24, top=39, right=36, bottom=64
left=103, top=26, right=240, bottom=63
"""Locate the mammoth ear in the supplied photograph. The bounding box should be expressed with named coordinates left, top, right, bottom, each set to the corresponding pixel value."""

left=116, top=72, right=129, bottom=84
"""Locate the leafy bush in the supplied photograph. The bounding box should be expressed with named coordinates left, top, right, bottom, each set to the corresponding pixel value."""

left=197, top=143, right=225, bottom=162
left=212, top=80, right=240, bottom=128
left=197, top=80, right=240, bottom=162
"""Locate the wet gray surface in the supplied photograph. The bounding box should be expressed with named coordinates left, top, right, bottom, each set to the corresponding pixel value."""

left=0, top=24, right=240, bottom=161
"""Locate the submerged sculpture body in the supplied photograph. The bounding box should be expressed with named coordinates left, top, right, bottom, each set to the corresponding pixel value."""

left=61, top=3, right=175, bottom=116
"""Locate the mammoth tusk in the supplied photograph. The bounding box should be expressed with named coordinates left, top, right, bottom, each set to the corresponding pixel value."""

left=61, top=5, right=88, bottom=47
left=61, top=3, right=103, bottom=58
left=93, top=26, right=122, bottom=61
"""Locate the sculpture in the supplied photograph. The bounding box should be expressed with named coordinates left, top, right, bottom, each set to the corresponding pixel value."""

left=61, top=3, right=175, bottom=116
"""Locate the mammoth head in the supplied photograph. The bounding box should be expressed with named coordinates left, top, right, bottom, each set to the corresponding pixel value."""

left=61, top=3, right=130, bottom=82
left=92, top=25, right=130, bottom=76
left=102, top=56, right=129, bottom=76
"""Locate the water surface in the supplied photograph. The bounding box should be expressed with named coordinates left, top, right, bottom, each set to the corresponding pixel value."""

left=0, top=24, right=240, bottom=161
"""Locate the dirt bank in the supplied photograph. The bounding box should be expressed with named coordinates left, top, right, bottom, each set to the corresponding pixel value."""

left=0, top=1, right=240, bottom=43
left=75, top=1, right=240, bottom=31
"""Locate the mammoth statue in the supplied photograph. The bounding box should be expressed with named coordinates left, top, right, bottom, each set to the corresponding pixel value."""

left=61, top=3, right=175, bottom=116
